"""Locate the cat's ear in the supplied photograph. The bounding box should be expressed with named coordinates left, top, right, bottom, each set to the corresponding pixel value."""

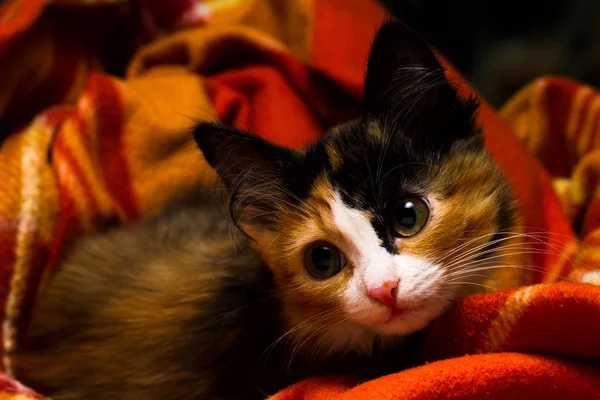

left=364, top=22, right=479, bottom=151
left=364, top=21, right=443, bottom=116
left=193, top=123, right=297, bottom=225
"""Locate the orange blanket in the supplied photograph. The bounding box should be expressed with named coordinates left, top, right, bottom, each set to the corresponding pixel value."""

left=0, top=0, right=598, bottom=399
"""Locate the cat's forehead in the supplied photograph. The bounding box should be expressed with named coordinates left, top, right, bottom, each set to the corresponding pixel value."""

left=324, top=119, right=387, bottom=154
left=322, top=120, right=426, bottom=166
left=318, top=120, right=432, bottom=203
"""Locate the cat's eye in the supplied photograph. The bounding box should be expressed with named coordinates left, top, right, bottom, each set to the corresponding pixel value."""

left=393, top=197, right=430, bottom=237
left=303, top=242, right=347, bottom=279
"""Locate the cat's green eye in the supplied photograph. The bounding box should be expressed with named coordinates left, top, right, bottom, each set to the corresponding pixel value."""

left=303, top=242, right=347, bottom=279
left=393, top=197, right=430, bottom=238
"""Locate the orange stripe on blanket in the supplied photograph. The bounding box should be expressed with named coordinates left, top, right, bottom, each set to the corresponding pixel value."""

left=0, top=133, right=25, bottom=351
left=86, top=75, right=139, bottom=222
left=481, top=285, right=541, bottom=353
left=53, top=137, right=99, bottom=233
left=1, top=119, right=47, bottom=375
left=52, top=117, right=116, bottom=223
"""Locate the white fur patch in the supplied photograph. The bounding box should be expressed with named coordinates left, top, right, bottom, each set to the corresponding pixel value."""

left=328, top=191, right=450, bottom=336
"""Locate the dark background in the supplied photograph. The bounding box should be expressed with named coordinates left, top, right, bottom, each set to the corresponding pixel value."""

left=381, top=0, right=600, bottom=106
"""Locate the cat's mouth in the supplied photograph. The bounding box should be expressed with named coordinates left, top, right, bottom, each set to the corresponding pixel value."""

left=369, top=303, right=436, bottom=335
left=383, top=307, right=409, bottom=323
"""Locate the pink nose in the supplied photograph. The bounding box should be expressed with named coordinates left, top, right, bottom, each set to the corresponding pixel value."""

left=368, top=280, right=399, bottom=308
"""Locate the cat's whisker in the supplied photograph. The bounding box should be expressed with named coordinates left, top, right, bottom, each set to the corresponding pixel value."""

left=439, top=232, right=546, bottom=266
left=445, top=249, right=570, bottom=275
left=494, top=227, right=581, bottom=243
left=443, top=244, right=563, bottom=272
left=259, top=308, right=342, bottom=368
left=443, top=242, right=536, bottom=271
left=445, top=263, right=574, bottom=283
left=444, top=273, right=493, bottom=283
left=433, top=232, right=524, bottom=265
left=448, top=243, right=572, bottom=267
left=437, top=229, right=578, bottom=271
left=501, top=231, right=577, bottom=270
left=442, top=238, right=574, bottom=271
left=300, top=314, right=352, bottom=365
left=444, top=280, right=498, bottom=291
left=315, top=316, right=358, bottom=362
left=447, top=230, right=595, bottom=272
left=285, top=309, right=346, bottom=370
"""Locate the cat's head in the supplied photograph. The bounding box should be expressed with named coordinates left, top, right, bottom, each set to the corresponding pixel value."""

left=193, top=22, right=515, bottom=354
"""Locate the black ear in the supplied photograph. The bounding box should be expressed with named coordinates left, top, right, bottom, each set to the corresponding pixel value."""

left=364, top=22, right=479, bottom=151
left=193, top=123, right=297, bottom=226
left=364, top=22, right=443, bottom=117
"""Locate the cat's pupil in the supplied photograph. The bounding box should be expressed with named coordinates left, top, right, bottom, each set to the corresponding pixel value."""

left=392, top=197, right=429, bottom=238
left=303, top=242, right=346, bottom=279
left=397, top=202, right=416, bottom=228
left=312, top=246, right=333, bottom=270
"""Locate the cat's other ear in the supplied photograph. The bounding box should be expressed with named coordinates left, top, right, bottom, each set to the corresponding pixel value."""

left=364, top=21, right=443, bottom=117
left=364, top=21, right=479, bottom=151
left=193, top=123, right=297, bottom=225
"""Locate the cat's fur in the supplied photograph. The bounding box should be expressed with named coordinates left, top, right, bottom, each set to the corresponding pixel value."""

left=13, top=22, right=516, bottom=399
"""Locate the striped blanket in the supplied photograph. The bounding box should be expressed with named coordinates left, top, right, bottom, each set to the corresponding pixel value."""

left=0, top=0, right=598, bottom=399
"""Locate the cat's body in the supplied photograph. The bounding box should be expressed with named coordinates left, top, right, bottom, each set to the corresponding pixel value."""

left=16, top=198, right=281, bottom=399
left=14, top=22, right=517, bottom=399
left=14, top=194, right=423, bottom=399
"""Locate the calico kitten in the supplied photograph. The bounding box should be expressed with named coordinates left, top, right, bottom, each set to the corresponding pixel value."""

left=14, top=22, right=516, bottom=399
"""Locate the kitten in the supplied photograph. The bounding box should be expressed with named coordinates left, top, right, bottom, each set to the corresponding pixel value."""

left=13, top=22, right=516, bottom=399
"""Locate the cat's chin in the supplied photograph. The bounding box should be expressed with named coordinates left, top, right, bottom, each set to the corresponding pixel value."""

left=304, top=304, right=444, bottom=358
left=342, top=296, right=449, bottom=337
left=369, top=305, right=436, bottom=336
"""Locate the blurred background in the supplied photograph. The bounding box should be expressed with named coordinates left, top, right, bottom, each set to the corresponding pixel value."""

left=383, top=0, right=600, bottom=107
left=3, top=0, right=600, bottom=125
